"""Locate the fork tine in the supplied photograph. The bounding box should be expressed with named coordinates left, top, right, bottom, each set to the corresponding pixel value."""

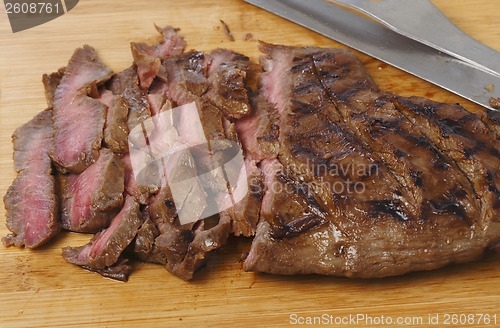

left=329, top=0, right=500, bottom=77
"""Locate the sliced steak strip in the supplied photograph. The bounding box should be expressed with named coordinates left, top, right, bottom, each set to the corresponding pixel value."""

left=3, top=110, right=59, bottom=248
left=122, top=152, right=160, bottom=205
left=109, top=66, right=152, bottom=146
left=62, top=148, right=124, bottom=233
left=236, top=93, right=279, bottom=160
left=42, top=67, right=65, bottom=108
left=219, top=159, right=264, bottom=236
left=131, top=25, right=186, bottom=90
left=311, top=46, right=479, bottom=223
left=143, top=185, right=231, bottom=280
left=245, top=43, right=490, bottom=278
left=391, top=95, right=500, bottom=231
left=51, top=45, right=113, bottom=173
left=62, top=196, right=142, bottom=277
left=98, top=89, right=129, bottom=153
left=169, top=216, right=231, bottom=280
left=205, top=49, right=257, bottom=119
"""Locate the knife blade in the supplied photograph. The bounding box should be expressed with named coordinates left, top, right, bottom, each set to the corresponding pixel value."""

left=242, top=0, right=500, bottom=109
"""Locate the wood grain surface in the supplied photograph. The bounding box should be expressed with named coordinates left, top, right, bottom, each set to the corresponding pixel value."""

left=1, top=0, right=500, bottom=327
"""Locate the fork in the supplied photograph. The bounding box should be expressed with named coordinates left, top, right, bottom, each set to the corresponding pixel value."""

left=329, top=0, right=500, bottom=78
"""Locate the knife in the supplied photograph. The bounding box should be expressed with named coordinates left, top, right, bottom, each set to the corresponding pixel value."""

left=242, top=0, right=500, bottom=109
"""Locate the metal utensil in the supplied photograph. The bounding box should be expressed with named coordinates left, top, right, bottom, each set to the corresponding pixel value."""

left=330, top=0, right=500, bottom=78
left=242, top=0, right=500, bottom=109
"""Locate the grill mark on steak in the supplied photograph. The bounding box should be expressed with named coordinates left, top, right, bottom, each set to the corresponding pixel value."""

left=390, top=95, right=500, bottom=231
left=258, top=42, right=414, bottom=223
left=50, top=45, right=113, bottom=173
left=311, top=48, right=479, bottom=223
left=3, top=110, right=60, bottom=248
left=62, top=196, right=142, bottom=278
left=131, top=25, right=186, bottom=90
left=61, top=148, right=124, bottom=233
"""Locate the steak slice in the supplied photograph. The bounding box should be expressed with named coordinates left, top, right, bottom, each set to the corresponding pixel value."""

left=131, top=25, right=186, bottom=90
left=122, top=152, right=160, bottom=205
left=62, top=196, right=142, bottom=280
left=62, top=148, right=124, bottom=233
left=133, top=216, right=167, bottom=265
left=391, top=95, right=500, bottom=231
left=136, top=184, right=231, bottom=280
left=50, top=45, right=113, bottom=173
left=3, top=110, right=59, bottom=248
left=219, top=159, right=264, bottom=236
left=245, top=43, right=494, bottom=278
left=236, top=93, right=279, bottom=160
left=109, top=66, right=152, bottom=147
left=42, top=67, right=65, bottom=108
left=98, top=90, right=129, bottom=153
left=311, top=46, right=479, bottom=223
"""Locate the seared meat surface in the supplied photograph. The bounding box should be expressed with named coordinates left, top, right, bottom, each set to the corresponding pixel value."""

left=244, top=43, right=500, bottom=278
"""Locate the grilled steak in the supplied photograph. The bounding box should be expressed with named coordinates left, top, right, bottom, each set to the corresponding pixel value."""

left=80, top=258, right=133, bottom=282
left=3, top=110, right=59, bottom=248
left=312, top=46, right=479, bottom=224
left=62, top=196, right=142, bottom=279
left=133, top=217, right=167, bottom=265
left=61, top=148, right=124, bottom=233
left=50, top=45, right=113, bottom=173
left=244, top=43, right=499, bottom=278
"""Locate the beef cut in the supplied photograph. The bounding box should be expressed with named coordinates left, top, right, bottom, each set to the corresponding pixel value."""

left=62, top=196, right=142, bottom=280
left=98, top=89, right=129, bottom=153
left=244, top=42, right=500, bottom=278
left=131, top=25, right=186, bottom=90
left=3, top=110, right=59, bottom=248
left=61, top=148, right=124, bottom=233
left=50, top=45, right=113, bottom=173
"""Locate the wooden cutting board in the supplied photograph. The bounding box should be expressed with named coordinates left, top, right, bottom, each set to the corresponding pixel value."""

left=1, top=0, right=499, bottom=327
